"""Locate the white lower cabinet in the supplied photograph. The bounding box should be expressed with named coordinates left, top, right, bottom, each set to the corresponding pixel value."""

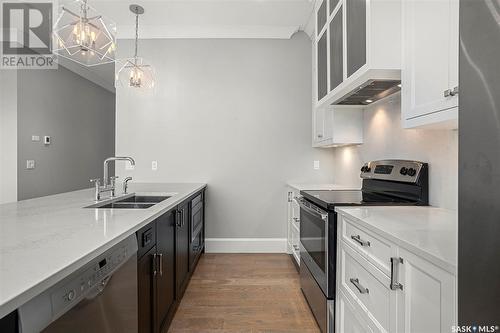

left=336, top=215, right=456, bottom=333
left=396, top=248, right=456, bottom=333
left=286, top=187, right=300, bottom=266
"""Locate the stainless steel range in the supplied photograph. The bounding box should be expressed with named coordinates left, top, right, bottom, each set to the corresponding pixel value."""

left=298, top=160, right=429, bottom=333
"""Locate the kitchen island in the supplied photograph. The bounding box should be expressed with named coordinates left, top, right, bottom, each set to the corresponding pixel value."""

left=0, top=183, right=206, bottom=319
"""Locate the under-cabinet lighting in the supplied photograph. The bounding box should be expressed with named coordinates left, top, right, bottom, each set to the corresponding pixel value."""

left=365, top=99, right=373, bottom=103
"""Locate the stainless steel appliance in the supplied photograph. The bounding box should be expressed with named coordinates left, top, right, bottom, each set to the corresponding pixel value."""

left=298, top=160, right=429, bottom=332
left=18, top=235, right=138, bottom=333
left=459, top=0, right=500, bottom=324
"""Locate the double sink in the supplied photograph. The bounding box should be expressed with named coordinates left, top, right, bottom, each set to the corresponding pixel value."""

left=86, top=194, right=170, bottom=209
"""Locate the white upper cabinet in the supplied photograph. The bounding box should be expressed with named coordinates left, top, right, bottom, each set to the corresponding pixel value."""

left=313, top=106, right=363, bottom=148
left=401, top=0, right=459, bottom=129
left=314, top=0, right=402, bottom=107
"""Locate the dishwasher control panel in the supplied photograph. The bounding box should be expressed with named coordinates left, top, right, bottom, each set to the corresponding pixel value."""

left=18, top=235, right=138, bottom=333
left=50, top=239, right=136, bottom=318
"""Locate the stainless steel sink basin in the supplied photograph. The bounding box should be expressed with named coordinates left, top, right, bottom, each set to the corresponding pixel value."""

left=85, top=193, right=171, bottom=209
left=96, top=202, right=155, bottom=209
left=116, top=195, right=170, bottom=204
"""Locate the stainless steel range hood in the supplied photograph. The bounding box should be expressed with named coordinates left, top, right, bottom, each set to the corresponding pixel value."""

left=334, top=79, right=401, bottom=106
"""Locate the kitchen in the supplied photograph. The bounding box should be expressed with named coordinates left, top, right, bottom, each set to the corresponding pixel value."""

left=0, top=0, right=498, bottom=332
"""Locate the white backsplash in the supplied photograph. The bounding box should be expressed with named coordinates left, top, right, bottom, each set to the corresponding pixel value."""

left=331, top=94, right=458, bottom=210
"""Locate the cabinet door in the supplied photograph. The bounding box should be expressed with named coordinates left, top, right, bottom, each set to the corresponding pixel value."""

left=156, top=211, right=176, bottom=331
left=346, top=0, right=366, bottom=77
left=329, top=5, right=343, bottom=92
left=314, top=107, right=325, bottom=142
left=175, top=202, right=190, bottom=299
left=317, top=31, right=328, bottom=101
left=138, top=246, right=157, bottom=333
left=402, top=0, right=458, bottom=120
left=397, top=248, right=456, bottom=333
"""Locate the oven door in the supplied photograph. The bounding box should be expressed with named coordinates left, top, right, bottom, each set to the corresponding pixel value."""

left=297, top=197, right=329, bottom=296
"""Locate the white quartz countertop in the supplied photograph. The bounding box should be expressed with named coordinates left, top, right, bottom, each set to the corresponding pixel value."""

left=0, top=182, right=206, bottom=318
left=335, top=206, right=457, bottom=274
left=287, top=183, right=360, bottom=191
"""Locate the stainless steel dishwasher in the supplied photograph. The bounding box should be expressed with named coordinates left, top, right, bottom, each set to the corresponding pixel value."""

left=18, top=235, right=138, bottom=333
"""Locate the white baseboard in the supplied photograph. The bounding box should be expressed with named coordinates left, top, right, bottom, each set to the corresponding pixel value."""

left=205, top=238, right=288, bottom=253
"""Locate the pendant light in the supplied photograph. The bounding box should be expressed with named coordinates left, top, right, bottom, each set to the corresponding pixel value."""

left=52, top=0, right=116, bottom=66
left=115, top=5, right=155, bottom=90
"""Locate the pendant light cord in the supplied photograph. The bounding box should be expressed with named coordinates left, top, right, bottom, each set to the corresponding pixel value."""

left=134, top=10, right=139, bottom=63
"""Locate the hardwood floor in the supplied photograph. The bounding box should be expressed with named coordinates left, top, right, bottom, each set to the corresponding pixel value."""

left=168, top=254, right=320, bottom=333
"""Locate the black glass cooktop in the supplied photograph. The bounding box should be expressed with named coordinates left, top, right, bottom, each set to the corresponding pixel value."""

left=300, top=190, right=418, bottom=211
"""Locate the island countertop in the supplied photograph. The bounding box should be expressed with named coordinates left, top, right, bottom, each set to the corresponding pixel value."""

left=0, top=182, right=206, bottom=319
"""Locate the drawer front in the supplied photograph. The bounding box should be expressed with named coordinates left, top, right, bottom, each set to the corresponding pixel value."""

left=342, top=216, right=392, bottom=275
left=340, top=241, right=392, bottom=332
left=337, top=290, right=372, bottom=333
left=137, top=222, right=156, bottom=259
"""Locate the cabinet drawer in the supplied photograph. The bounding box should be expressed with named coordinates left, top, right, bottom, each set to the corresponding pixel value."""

left=137, top=223, right=156, bottom=259
left=337, top=289, right=372, bottom=333
left=342, top=216, right=392, bottom=275
left=340, top=241, right=392, bottom=332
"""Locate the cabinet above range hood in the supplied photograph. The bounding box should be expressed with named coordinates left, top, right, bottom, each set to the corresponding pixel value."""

left=314, top=0, right=401, bottom=108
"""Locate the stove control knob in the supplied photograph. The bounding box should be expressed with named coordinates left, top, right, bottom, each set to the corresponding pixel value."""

left=360, top=166, right=365, bottom=172
left=366, top=167, right=371, bottom=172
left=407, top=168, right=417, bottom=176
left=400, top=167, right=408, bottom=175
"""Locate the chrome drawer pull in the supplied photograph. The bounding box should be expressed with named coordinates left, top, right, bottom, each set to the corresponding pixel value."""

left=293, top=245, right=300, bottom=251
left=351, top=235, right=370, bottom=247
left=293, top=217, right=300, bottom=223
left=350, top=278, right=369, bottom=294
left=390, top=257, right=404, bottom=290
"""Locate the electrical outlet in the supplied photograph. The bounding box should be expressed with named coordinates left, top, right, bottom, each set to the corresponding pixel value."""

left=26, top=160, right=35, bottom=169
left=314, top=160, right=320, bottom=170
left=44, top=136, right=51, bottom=145
left=152, top=161, right=158, bottom=171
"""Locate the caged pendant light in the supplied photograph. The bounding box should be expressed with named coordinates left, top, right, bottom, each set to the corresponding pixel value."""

left=115, top=5, right=155, bottom=90
left=52, top=0, right=116, bottom=66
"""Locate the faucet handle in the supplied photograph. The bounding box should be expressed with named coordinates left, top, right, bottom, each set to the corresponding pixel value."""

left=90, top=178, right=101, bottom=186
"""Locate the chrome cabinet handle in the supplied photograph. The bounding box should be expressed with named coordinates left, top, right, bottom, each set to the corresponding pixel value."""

left=176, top=210, right=182, bottom=227
left=158, top=253, right=163, bottom=276
left=152, top=253, right=157, bottom=276
left=390, top=257, right=403, bottom=290
left=444, top=89, right=451, bottom=97
left=351, top=235, right=370, bottom=247
left=317, top=134, right=323, bottom=138
left=293, top=245, right=300, bottom=251
left=293, top=217, right=300, bottom=224
left=449, top=86, right=459, bottom=96
left=350, top=278, right=369, bottom=294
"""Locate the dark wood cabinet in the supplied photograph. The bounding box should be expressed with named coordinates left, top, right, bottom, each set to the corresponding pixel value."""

left=156, top=211, right=176, bottom=331
left=137, top=188, right=205, bottom=333
left=175, top=201, right=190, bottom=299
left=189, top=193, right=204, bottom=272
left=138, top=246, right=157, bottom=333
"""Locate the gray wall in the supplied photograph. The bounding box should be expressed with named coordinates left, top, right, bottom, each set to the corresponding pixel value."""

left=331, top=94, right=458, bottom=210
left=17, top=65, right=116, bottom=200
left=116, top=33, right=337, bottom=238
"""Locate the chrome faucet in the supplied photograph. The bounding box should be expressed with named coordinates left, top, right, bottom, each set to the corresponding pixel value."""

left=90, top=156, right=135, bottom=201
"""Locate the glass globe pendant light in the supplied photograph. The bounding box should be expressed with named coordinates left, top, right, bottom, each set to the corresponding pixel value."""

left=52, top=0, right=116, bottom=66
left=115, top=5, right=155, bottom=90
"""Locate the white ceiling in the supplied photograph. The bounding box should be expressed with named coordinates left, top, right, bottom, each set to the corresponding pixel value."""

left=90, top=0, right=316, bottom=39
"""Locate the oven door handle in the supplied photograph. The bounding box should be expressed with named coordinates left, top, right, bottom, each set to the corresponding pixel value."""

left=297, top=197, right=328, bottom=221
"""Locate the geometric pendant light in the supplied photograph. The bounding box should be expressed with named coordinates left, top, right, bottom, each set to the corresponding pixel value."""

left=115, top=5, right=155, bottom=89
left=52, top=0, right=116, bottom=66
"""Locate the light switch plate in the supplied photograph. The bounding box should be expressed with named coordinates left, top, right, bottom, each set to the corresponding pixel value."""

left=314, top=160, right=320, bottom=170
left=26, top=160, right=35, bottom=169
left=31, top=135, right=40, bottom=142
left=152, top=161, right=158, bottom=171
